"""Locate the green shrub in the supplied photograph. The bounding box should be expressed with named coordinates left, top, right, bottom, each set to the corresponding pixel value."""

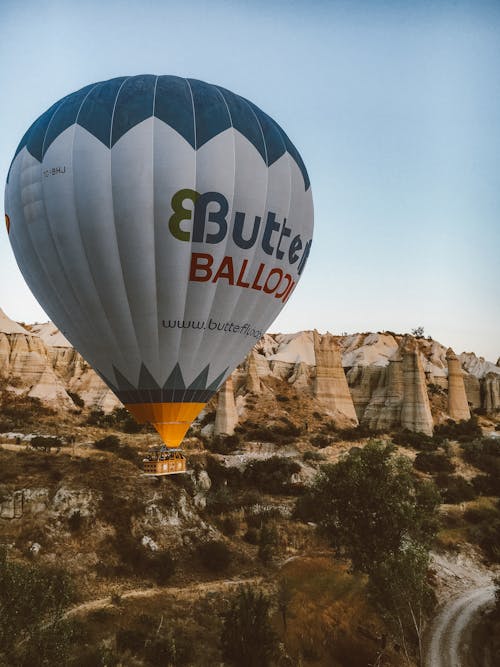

left=435, top=416, right=482, bottom=442
left=220, top=516, right=239, bottom=536
left=436, top=475, right=477, bottom=503
left=413, top=451, right=455, bottom=474
left=30, top=436, right=63, bottom=451
left=472, top=474, right=500, bottom=496
left=462, top=439, right=500, bottom=476
left=94, top=435, right=121, bottom=451
left=244, top=456, right=300, bottom=495
left=337, top=424, right=375, bottom=441
left=207, top=434, right=240, bottom=454
left=303, top=450, right=325, bottom=463
left=220, top=587, right=277, bottom=667
left=392, top=430, right=438, bottom=451
left=310, top=434, right=333, bottom=448
left=198, top=540, right=232, bottom=572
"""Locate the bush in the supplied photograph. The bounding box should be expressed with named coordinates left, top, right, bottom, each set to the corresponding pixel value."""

left=206, top=488, right=238, bottom=515
left=94, top=435, right=121, bottom=452
left=392, top=430, right=438, bottom=451
left=220, top=516, right=239, bottom=536
left=244, top=456, right=301, bottom=495
left=337, top=424, right=375, bottom=441
left=207, top=434, right=240, bottom=454
left=472, top=474, right=500, bottom=496
left=435, top=416, right=482, bottom=442
left=462, top=439, right=500, bottom=476
left=436, top=475, right=477, bottom=504
left=303, top=450, right=325, bottom=463
left=30, top=436, right=63, bottom=451
left=220, top=587, right=277, bottom=667
left=198, top=540, right=232, bottom=572
left=93, top=435, right=140, bottom=467
left=258, top=524, right=278, bottom=565
left=413, top=452, right=455, bottom=474
left=310, top=434, right=333, bottom=448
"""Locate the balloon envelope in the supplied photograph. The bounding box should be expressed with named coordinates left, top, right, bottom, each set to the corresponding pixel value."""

left=5, top=75, right=313, bottom=446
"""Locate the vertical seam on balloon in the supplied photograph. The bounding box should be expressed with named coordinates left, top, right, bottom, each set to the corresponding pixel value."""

left=151, top=75, right=161, bottom=401
left=37, top=101, right=101, bottom=361
left=230, top=100, right=274, bottom=337
left=108, top=76, right=143, bottom=388
left=200, top=87, right=252, bottom=392
left=70, top=82, right=129, bottom=375
left=144, top=75, right=160, bottom=409
left=183, top=85, right=237, bottom=392
left=204, top=95, right=273, bottom=386
left=256, top=117, right=297, bottom=340
left=40, top=95, right=69, bottom=159
left=174, top=77, right=198, bottom=406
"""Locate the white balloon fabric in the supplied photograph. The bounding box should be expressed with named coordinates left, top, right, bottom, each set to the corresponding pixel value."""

left=5, top=75, right=313, bottom=446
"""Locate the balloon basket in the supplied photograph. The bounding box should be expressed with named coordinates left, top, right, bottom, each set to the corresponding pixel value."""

left=142, top=446, right=186, bottom=476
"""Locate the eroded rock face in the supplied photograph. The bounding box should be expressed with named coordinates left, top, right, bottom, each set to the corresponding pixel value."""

left=0, top=309, right=118, bottom=411
left=246, top=351, right=261, bottom=393
left=214, top=376, right=239, bottom=436
left=401, top=339, right=434, bottom=435
left=446, top=348, right=471, bottom=421
left=313, top=330, right=358, bottom=423
left=484, top=374, right=500, bottom=415
left=362, top=350, right=404, bottom=431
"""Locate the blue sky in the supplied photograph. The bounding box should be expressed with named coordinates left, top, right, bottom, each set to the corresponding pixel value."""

left=1, top=0, right=499, bottom=360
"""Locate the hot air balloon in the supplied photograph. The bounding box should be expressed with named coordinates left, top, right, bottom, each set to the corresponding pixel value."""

left=4, top=75, right=313, bottom=474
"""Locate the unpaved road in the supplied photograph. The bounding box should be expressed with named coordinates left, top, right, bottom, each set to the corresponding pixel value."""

left=423, top=585, right=495, bottom=667
left=65, top=576, right=264, bottom=618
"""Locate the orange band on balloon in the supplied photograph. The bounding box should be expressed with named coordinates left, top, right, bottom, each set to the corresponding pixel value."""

left=124, top=401, right=206, bottom=448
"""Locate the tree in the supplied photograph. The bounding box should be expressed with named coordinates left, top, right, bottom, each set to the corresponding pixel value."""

left=296, top=441, right=440, bottom=573
left=220, top=587, right=278, bottom=667
left=369, top=544, right=435, bottom=664
left=411, top=326, right=425, bottom=338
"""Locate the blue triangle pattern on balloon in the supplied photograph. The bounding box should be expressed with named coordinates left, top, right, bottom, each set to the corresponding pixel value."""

left=8, top=75, right=310, bottom=190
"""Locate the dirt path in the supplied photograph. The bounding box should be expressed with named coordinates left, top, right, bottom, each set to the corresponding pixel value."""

left=423, top=585, right=495, bottom=667
left=422, top=551, right=498, bottom=667
left=65, top=576, right=264, bottom=618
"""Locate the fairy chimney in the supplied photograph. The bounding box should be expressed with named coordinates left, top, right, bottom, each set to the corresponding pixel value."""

left=446, top=348, right=471, bottom=421
left=313, top=330, right=358, bottom=423
left=401, top=339, right=434, bottom=436
left=214, top=375, right=238, bottom=436
left=246, top=350, right=261, bottom=393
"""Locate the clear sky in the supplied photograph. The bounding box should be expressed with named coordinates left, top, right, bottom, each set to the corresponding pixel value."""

left=1, top=0, right=499, bottom=361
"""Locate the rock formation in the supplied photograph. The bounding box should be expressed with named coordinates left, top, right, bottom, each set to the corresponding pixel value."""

left=0, top=308, right=118, bottom=411
left=400, top=339, right=434, bottom=435
left=214, top=375, right=238, bottom=436
left=246, top=350, right=261, bottom=393
left=313, top=330, right=358, bottom=423
left=347, top=365, right=385, bottom=421
left=484, top=374, right=500, bottom=415
left=446, top=348, right=471, bottom=421
left=362, top=348, right=405, bottom=431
